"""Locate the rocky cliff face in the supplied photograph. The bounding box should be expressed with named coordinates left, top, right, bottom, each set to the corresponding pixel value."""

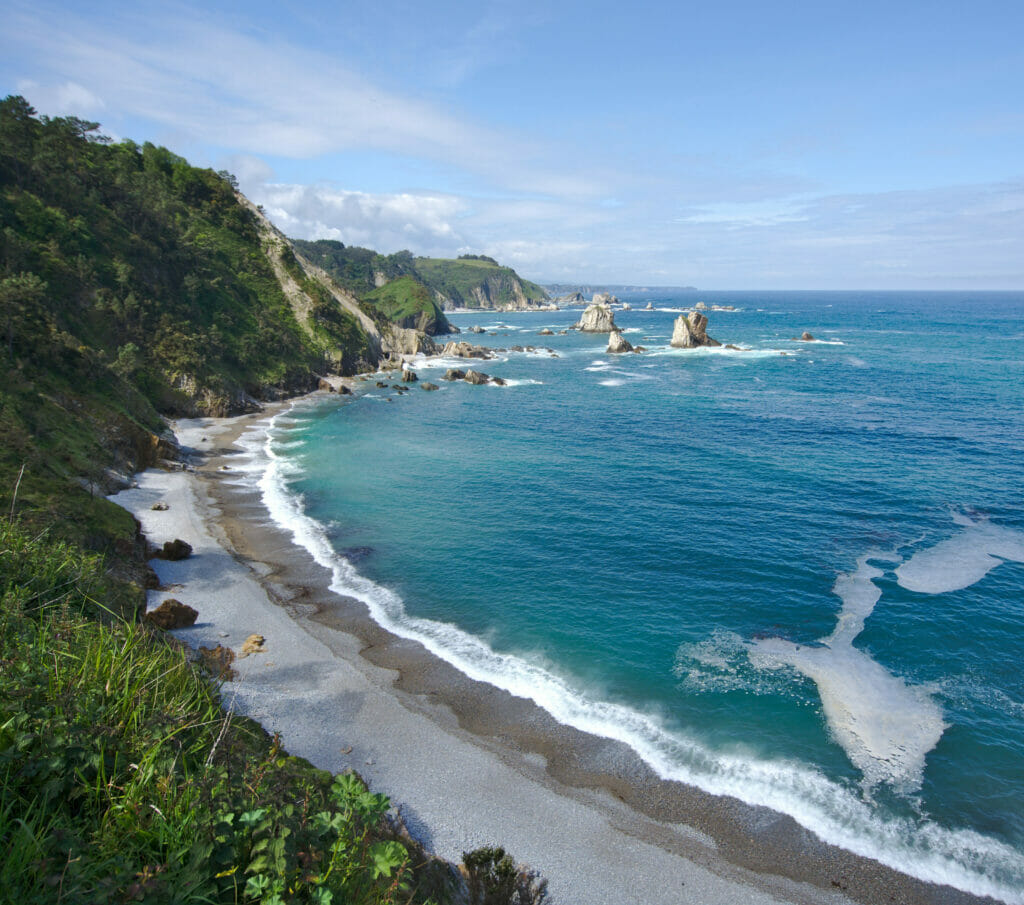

left=670, top=311, right=721, bottom=348
left=575, top=303, right=617, bottom=333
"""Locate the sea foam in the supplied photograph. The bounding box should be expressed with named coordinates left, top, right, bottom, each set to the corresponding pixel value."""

left=896, top=513, right=1024, bottom=594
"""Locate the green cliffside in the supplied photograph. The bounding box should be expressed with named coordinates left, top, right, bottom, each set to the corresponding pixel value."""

left=292, top=239, right=549, bottom=316
left=413, top=255, right=550, bottom=310
left=0, top=96, right=426, bottom=548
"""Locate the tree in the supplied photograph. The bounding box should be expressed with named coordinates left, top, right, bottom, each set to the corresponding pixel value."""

left=0, top=272, right=48, bottom=358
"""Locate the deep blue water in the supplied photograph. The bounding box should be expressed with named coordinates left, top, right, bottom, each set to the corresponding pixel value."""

left=249, top=291, right=1024, bottom=902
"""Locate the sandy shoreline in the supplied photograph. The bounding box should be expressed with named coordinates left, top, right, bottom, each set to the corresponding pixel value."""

left=111, top=397, right=994, bottom=905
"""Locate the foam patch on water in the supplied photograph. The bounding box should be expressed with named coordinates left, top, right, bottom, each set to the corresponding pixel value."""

left=647, top=345, right=792, bottom=359
left=230, top=410, right=1024, bottom=904
left=896, top=514, right=1024, bottom=594
left=749, top=554, right=949, bottom=794
left=599, top=379, right=625, bottom=387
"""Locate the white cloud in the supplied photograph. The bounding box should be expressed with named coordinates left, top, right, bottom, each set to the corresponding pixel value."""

left=253, top=182, right=470, bottom=255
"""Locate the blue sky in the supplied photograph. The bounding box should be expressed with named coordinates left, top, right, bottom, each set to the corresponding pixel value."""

left=3, top=0, right=1023, bottom=288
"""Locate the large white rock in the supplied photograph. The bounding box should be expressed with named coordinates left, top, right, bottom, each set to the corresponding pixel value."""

left=606, top=330, right=633, bottom=354
left=575, top=303, right=617, bottom=333
left=670, top=311, right=721, bottom=348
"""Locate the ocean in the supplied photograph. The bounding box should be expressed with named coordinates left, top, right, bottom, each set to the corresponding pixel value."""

left=237, top=291, right=1024, bottom=903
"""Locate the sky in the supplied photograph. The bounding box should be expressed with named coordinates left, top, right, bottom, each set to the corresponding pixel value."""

left=2, top=0, right=1023, bottom=289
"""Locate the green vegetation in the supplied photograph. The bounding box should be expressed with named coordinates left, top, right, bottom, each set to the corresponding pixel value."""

left=363, top=276, right=451, bottom=334
left=0, top=519, right=456, bottom=904
left=411, top=258, right=548, bottom=310
left=290, top=241, right=415, bottom=298
left=291, top=239, right=548, bottom=315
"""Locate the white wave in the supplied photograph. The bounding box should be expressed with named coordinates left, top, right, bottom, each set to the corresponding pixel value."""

left=896, top=513, right=1024, bottom=594
left=498, top=378, right=544, bottom=387
left=647, top=346, right=791, bottom=359
left=599, top=379, right=625, bottom=387
left=749, top=553, right=949, bottom=794
left=239, top=412, right=1024, bottom=903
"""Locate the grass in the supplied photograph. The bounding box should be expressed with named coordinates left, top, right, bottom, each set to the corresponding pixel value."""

left=0, top=519, right=456, bottom=905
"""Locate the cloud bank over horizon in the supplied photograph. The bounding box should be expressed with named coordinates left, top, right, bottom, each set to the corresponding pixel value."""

left=2, top=0, right=1022, bottom=289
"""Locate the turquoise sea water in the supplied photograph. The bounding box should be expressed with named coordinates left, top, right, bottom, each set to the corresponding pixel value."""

left=245, top=291, right=1024, bottom=902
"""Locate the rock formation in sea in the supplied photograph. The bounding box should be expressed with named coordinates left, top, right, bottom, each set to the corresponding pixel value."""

left=670, top=311, right=721, bottom=348
left=592, top=291, right=619, bottom=306
left=574, top=303, right=617, bottom=333
left=606, top=330, right=634, bottom=354
left=439, top=341, right=495, bottom=359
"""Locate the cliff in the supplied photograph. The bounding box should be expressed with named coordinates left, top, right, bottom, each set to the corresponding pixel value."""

left=0, top=96, right=431, bottom=548
left=412, top=256, right=551, bottom=310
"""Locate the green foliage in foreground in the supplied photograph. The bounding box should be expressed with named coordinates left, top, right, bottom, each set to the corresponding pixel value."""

left=0, top=521, right=454, bottom=905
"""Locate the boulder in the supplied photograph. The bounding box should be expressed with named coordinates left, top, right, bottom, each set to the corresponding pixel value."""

left=469, top=325, right=486, bottom=334
left=421, top=382, right=440, bottom=391
left=145, top=598, right=198, bottom=631
left=464, top=369, right=489, bottom=385
left=338, top=384, right=352, bottom=395
left=538, top=328, right=554, bottom=335
left=375, top=380, right=387, bottom=388
left=606, top=330, right=633, bottom=354
left=443, top=368, right=466, bottom=381
left=670, top=312, right=721, bottom=348
left=491, top=376, right=507, bottom=386
left=574, top=303, right=617, bottom=333
left=198, top=644, right=236, bottom=681
left=401, top=369, right=418, bottom=382
left=644, top=302, right=653, bottom=310
left=151, top=501, right=169, bottom=511
left=440, top=340, right=494, bottom=359
left=800, top=331, right=815, bottom=341
left=239, top=633, right=265, bottom=657
left=317, top=378, right=336, bottom=392
left=160, top=538, right=193, bottom=560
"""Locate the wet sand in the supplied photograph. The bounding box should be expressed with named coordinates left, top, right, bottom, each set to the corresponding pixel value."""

left=111, top=398, right=997, bottom=905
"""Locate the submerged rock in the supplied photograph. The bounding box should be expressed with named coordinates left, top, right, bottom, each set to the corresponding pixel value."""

left=421, top=382, right=440, bottom=391
left=606, top=330, right=633, bottom=354
left=464, top=369, right=490, bottom=385
left=670, top=312, right=721, bottom=348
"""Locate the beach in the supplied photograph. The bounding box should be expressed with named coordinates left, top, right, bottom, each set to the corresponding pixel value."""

left=110, top=399, right=997, bottom=905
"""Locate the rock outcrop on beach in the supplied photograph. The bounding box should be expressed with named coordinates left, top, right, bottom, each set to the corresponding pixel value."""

left=670, top=312, right=721, bottom=348
left=574, top=303, right=617, bottom=333
left=145, top=598, right=198, bottom=630
left=607, top=330, right=633, bottom=354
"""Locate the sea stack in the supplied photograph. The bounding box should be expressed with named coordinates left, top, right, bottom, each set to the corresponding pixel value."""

left=575, top=302, right=617, bottom=333
left=606, top=330, right=633, bottom=354
left=670, top=311, right=721, bottom=348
